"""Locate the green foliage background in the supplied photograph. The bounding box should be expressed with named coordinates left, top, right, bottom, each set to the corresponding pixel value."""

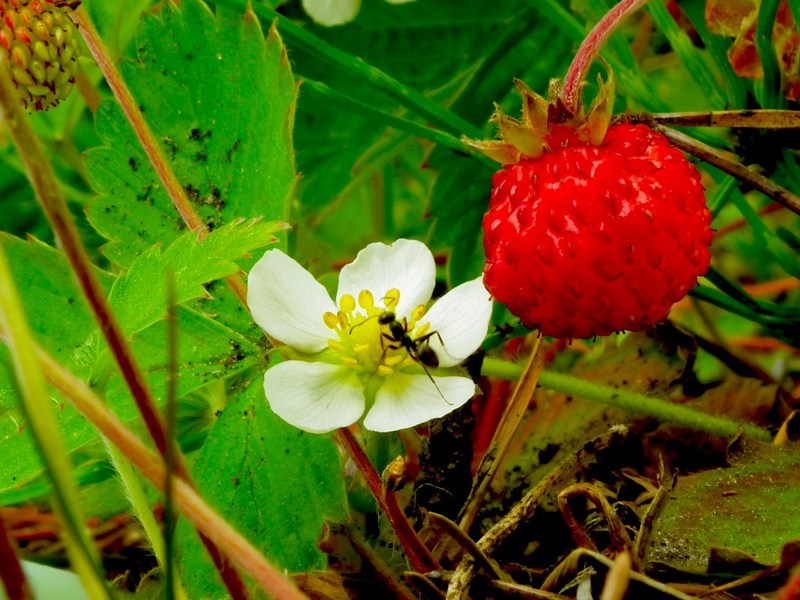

left=0, top=0, right=798, bottom=595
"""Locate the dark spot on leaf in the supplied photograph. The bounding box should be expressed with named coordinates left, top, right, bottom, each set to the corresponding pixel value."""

left=231, top=477, right=239, bottom=486
left=225, top=139, right=241, bottom=162
left=128, top=157, right=138, bottom=171
left=189, top=128, right=211, bottom=142
left=184, top=184, right=200, bottom=203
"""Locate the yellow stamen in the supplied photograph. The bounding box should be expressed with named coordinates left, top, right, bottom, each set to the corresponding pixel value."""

left=377, top=365, right=394, bottom=376
left=384, top=288, right=400, bottom=309
left=341, top=357, right=359, bottom=367
left=327, top=339, right=345, bottom=352
left=323, top=311, right=339, bottom=329
left=340, top=294, right=356, bottom=313
left=383, top=355, right=404, bottom=366
left=358, top=290, right=375, bottom=309
left=353, top=343, right=370, bottom=354
left=412, top=304, right=426, bottom=322
left=337, top=311, right=349, bottom=329
left=415, top=322, right=431, bottom=337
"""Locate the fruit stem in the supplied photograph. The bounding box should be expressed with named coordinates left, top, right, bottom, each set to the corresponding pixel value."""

left=562, top=0, right=652, bottom=112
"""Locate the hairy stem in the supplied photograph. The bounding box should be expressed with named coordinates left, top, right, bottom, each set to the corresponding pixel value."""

left=71, top=7, right=250, bottom=307
left=69, top=9, right=252, bottom=596
left=334, top=428, right=440, bottom=573
left=562, top=0, right=652, bottom=111
left=71, top=7, right=205, bottom=236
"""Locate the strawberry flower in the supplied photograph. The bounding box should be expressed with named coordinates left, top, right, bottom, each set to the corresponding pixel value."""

left=301, top=0, right=416, bottom=27
left=247, top=239, right=492, bottom=433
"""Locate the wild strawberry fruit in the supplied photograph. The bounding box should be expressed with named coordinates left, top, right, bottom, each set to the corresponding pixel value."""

left=0, top=0, right=81, bottom=111
left=472, top=78, right=712, bottom=339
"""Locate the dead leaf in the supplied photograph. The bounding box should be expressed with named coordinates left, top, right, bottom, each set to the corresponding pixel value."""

left=646, top=439, right=800, bottom=575
left=706, top=0, right=800, bottom=101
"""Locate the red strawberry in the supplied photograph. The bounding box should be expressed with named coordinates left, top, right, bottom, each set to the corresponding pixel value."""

left=473, top=80, right=712, bottom=339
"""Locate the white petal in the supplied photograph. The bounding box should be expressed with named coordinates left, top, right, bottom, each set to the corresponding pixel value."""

left=247, top=249, right=336, bottom=353
left=263, top=361, right=365, bottom=433
left=419, top=277, right=493, bottom=367
left=302, top=0, right=361, bottom=26
left=363, top=372, right=475, bottom=432
left=337, top=239, right=436, bottom=319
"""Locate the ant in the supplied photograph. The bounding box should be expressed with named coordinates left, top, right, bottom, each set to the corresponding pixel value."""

left=376, top=312, right=452, bottom=405
left=351, top=311, right=451, bottom=404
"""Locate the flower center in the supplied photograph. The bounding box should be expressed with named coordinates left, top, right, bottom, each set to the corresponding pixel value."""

left=322, top=288, right=430, bottom=378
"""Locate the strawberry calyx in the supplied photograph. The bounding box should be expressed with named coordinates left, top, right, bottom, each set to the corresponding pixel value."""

left=465, top=69, right=616, bottom=165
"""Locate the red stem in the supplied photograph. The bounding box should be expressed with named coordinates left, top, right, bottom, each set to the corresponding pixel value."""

left=0, top=514, right=32, bottom=600
left=70, top=9, right=251, bottom=598
left=334, top=428, right=440, bottom=573
left=562, top=0, right=652, bottom=112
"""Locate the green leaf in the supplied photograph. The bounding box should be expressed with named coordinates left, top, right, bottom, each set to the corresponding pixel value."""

left=98, top=307, right=260, bottom=414
left=85, top=0, right=296, bottom=266
left=646, top=439, right=800, bottom=574
left=108, top=218, right=283, bottom=336
left=0, top=234, right=113, bottom=370
left=176, top=380, right=347, bottom=596
left=0, top=307, right=259, bottom=494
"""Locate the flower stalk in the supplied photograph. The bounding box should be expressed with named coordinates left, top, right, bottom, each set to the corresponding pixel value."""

left=334, top=428, right=440, bottom=573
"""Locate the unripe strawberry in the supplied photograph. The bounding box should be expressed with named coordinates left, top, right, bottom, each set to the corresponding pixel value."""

left=471, top=79, right=712, bottom=339
left=0, top=0, right=81, bottom=111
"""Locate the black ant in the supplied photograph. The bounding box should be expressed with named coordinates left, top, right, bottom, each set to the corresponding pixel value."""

left=376, top=312, right=452, bottom=405
left=351, top=311, right=451, bottom=404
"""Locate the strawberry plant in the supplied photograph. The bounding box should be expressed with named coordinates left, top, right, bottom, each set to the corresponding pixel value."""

left=0, top=0, right=798, bottom=599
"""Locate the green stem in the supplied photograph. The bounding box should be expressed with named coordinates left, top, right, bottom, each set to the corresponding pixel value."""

left=216, top=0, right=485, bottom=139
left=755, top=0, right=784, bottom=109
left=103, top=442, right=187, bottom=600
left=0, top=243, right=111, bottom=600
left=481, top=358, right=772, bottom=442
